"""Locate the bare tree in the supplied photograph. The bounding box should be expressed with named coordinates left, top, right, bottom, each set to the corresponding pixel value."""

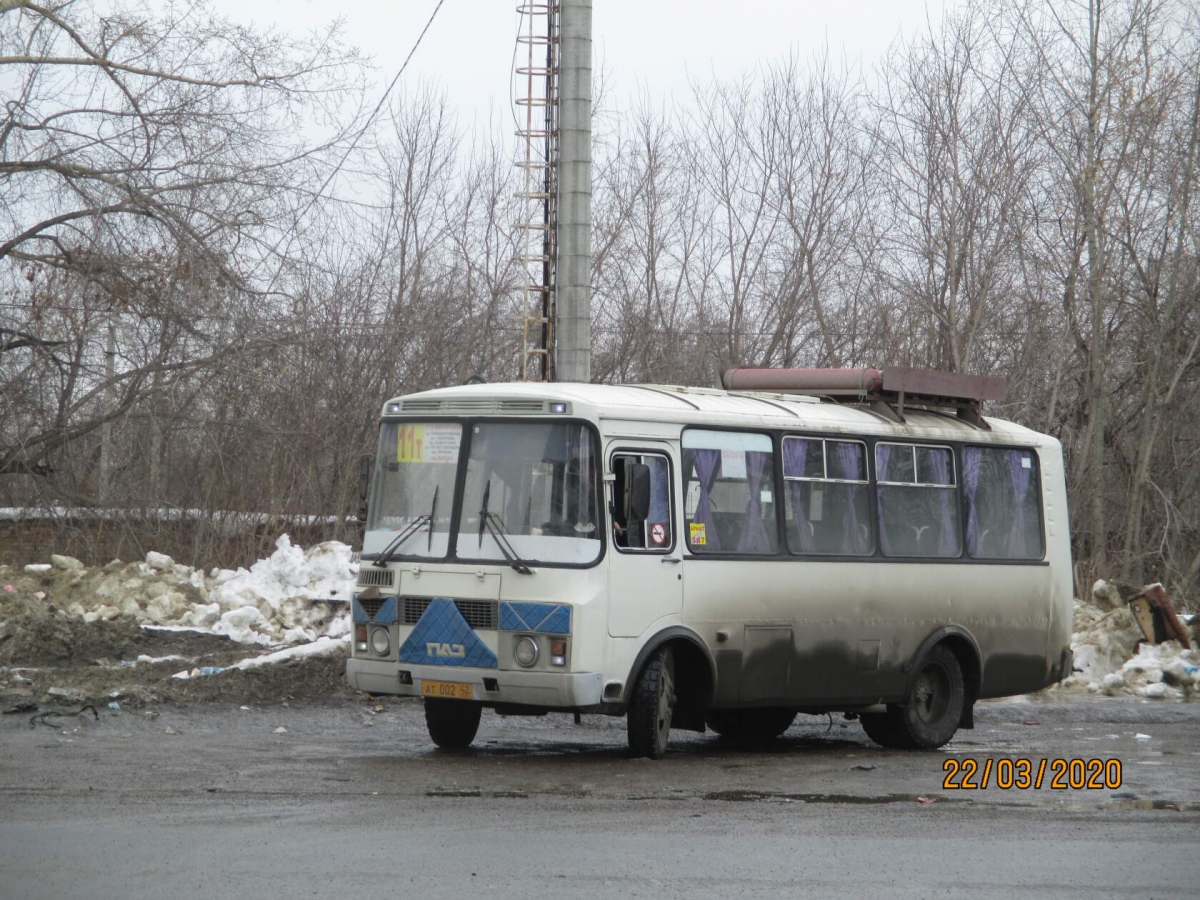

left=0, top=0, right=364, bottom=491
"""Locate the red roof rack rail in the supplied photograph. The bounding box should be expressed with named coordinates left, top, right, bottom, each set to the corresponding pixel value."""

left=719, top=366, right=1006, bottom=429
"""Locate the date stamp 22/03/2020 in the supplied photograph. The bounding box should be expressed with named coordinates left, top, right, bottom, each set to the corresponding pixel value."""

left=942, top=758, right=1123, bottom=790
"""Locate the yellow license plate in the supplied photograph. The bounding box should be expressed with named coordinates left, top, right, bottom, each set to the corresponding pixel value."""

left=421, top=680, right=474, bottom=700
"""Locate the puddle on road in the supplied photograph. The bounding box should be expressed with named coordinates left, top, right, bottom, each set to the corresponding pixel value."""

left=703, top=790, right=955, bottom=805
left=420, top=784, right=1198, bottom=813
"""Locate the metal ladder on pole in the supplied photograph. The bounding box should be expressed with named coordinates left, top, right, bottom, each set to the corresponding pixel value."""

left=514, top=2, right=559, bottom=382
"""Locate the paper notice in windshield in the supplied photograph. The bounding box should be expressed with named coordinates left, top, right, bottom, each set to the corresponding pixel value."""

left=721, top=449, right=746, bottom=479
left=397, top=424, right=461, bottom=464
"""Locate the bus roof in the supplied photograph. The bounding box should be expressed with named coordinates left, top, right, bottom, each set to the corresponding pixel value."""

left=383, top=381, right=1055, bottom=447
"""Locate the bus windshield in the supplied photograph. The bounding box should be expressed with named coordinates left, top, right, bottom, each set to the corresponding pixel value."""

left=364, top=420, right=601, bottom=566
left=457, top=422, right=600, bottom=566
left=365, top=422, right=462, bottom=559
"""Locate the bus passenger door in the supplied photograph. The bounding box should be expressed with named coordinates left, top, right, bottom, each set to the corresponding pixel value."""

left=606, top=446, right=683, bottom=638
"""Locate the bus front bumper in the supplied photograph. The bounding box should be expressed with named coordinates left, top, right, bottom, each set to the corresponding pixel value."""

left=346, top=657, right=604, bottom=709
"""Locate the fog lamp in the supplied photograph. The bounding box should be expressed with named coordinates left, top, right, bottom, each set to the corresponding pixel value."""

left=369, top=627, right=391, bottom=656
left=514, top=636, right=539, bottom=668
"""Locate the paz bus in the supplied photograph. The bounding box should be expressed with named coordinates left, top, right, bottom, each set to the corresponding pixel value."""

left=345, top=367, right=1074, bottom=758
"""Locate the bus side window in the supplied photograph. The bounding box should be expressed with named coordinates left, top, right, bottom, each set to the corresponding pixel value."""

left=782, top=437, right=872, bottom=556
left=876, top=442, right=960, bottom=558
left=680, top=429, right=777, bottom=555
left=611, top=452, right=672, bottom=552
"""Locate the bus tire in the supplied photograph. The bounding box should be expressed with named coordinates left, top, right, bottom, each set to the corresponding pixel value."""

left=705, top=708, right=796, bottom=741
left=889, top=644, right=964, bottom=749
left=424, top=699, right=482, bottom=749
left=859, top=712, right=907, bottom=748
left=627, top=646, right=674, bottom=759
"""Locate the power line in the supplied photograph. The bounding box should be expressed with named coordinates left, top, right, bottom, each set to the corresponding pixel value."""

left=263, top=0, right=448, bottom=290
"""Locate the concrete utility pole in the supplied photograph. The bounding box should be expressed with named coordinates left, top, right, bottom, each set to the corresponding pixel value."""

left=98, top=323, right=115, bottom=501
left=554, top=0, right=592, bottom=383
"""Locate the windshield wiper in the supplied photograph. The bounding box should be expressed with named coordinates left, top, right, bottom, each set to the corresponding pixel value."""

left=427, top=485, right=438, bottom=553
left=376, top=486, right=439, bottom=566
left=477, top=480, right=533, bottom=575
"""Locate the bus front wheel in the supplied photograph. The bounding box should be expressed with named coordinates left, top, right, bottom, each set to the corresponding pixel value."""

left=627, top=647, right=674, bottom=759
left=865, top=645, right=964, bottom=750
left=424, top=699, right=482, bottom=749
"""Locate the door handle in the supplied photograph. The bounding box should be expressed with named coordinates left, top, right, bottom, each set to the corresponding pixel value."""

left=661, top=556, right=682, bottom=565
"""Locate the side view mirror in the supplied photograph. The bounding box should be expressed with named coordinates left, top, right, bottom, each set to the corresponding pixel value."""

left=624, top=462, right=651, bottom=522
left=356, top=454, right=374, bottom=522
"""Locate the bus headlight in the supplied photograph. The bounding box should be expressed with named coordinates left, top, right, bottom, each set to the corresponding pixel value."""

left=369, top=627, right=391, bottom=656
left=514, top=636, right=539, bottom=667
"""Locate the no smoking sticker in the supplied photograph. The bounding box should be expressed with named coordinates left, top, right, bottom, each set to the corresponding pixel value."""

left=650, top=522, right=666, bottom=545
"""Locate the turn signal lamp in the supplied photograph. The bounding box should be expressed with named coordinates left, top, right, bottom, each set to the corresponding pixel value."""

left=550, top=640, right=567, bottom=666
left=355, top=625, right=368, bottom=652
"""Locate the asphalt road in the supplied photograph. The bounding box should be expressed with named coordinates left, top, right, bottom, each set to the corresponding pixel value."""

left=2, top=694, right=1198, bottom=899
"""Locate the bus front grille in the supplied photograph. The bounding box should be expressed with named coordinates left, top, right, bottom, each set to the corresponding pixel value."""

left=357, top=568, right=396, bottom=588
left=359, top=597, right=387, bottom=619
left=403, top=597, right=497, bottom=630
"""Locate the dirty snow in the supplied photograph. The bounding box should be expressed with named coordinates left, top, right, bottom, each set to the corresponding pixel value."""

left=8, top=534, right=353, bottom=648
left=1056, top=581, right=1198, bottom=699
left=3, top=541, right=1198, bottom=701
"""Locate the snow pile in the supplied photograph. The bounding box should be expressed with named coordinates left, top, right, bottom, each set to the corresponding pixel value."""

left=1104, top=642, right=1199, bottom=699
left=203, top=537, right=355, bottom=645
left=4, top=535, right=354, bottom=648
left=1060, top=582, right=1198, bottom=699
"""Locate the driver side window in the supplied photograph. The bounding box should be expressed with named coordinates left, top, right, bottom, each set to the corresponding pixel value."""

left=611, top=452, right=673, bottom=553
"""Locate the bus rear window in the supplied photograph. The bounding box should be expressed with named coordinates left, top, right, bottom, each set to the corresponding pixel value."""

left=963, top=447, right=1043, bottom=559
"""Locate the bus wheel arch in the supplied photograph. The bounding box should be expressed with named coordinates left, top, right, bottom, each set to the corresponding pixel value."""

left=864, top=630, right=979, bottom=750
left=623, top=629, right=715, bottom=744
left=908, top=627, right=981, bottom=721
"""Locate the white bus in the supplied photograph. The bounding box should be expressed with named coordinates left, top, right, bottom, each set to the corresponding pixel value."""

left=346, top=368, right=1074, bottom=758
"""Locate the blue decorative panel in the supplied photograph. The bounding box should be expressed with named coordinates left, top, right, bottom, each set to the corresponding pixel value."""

left=499, top=602, right=571, bottom=635
left=352, top=595, right=398, bottom=624
left=399, top=597, right=498, bottom=668
left=373, top=596, right=398, bottom=624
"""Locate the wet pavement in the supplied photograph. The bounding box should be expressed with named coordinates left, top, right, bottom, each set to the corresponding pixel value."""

left=1, top=693, right=1198, bottom=898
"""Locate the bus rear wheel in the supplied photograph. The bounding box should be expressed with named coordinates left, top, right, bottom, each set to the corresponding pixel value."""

left=868, top=645, right=964, bottom=750
left=859, top=712, right=907, bottom=748
left=627, top=647, right=674, bottom=759
left=424, top=699, right=482, bottom=749
left=705, top=708, right=796, bottom=742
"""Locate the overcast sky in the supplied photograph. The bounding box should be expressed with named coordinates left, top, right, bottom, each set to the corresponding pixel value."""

left=208, top=0, right=959, bottom=130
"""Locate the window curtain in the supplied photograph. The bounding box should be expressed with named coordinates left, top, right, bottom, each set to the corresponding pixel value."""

left=875, top=443, right=892, bottom=555
left=835, top=442, right=869, bottom=554
left=962, top=447, right=983, bottom=556
left=783, top=440, right=815, bottom=552
left=737, top=451, right=772, bottom=553
left=1006, top=452, right=1032, bottom=557
left=647, top=456, right=670, bottom=527
left=928, top=449, right=958, bottom=556
left=692, top=449, right=721, bottom=551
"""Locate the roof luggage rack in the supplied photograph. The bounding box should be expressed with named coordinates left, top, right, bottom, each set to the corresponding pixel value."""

left=720, top=366, right=1006, bottom=429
